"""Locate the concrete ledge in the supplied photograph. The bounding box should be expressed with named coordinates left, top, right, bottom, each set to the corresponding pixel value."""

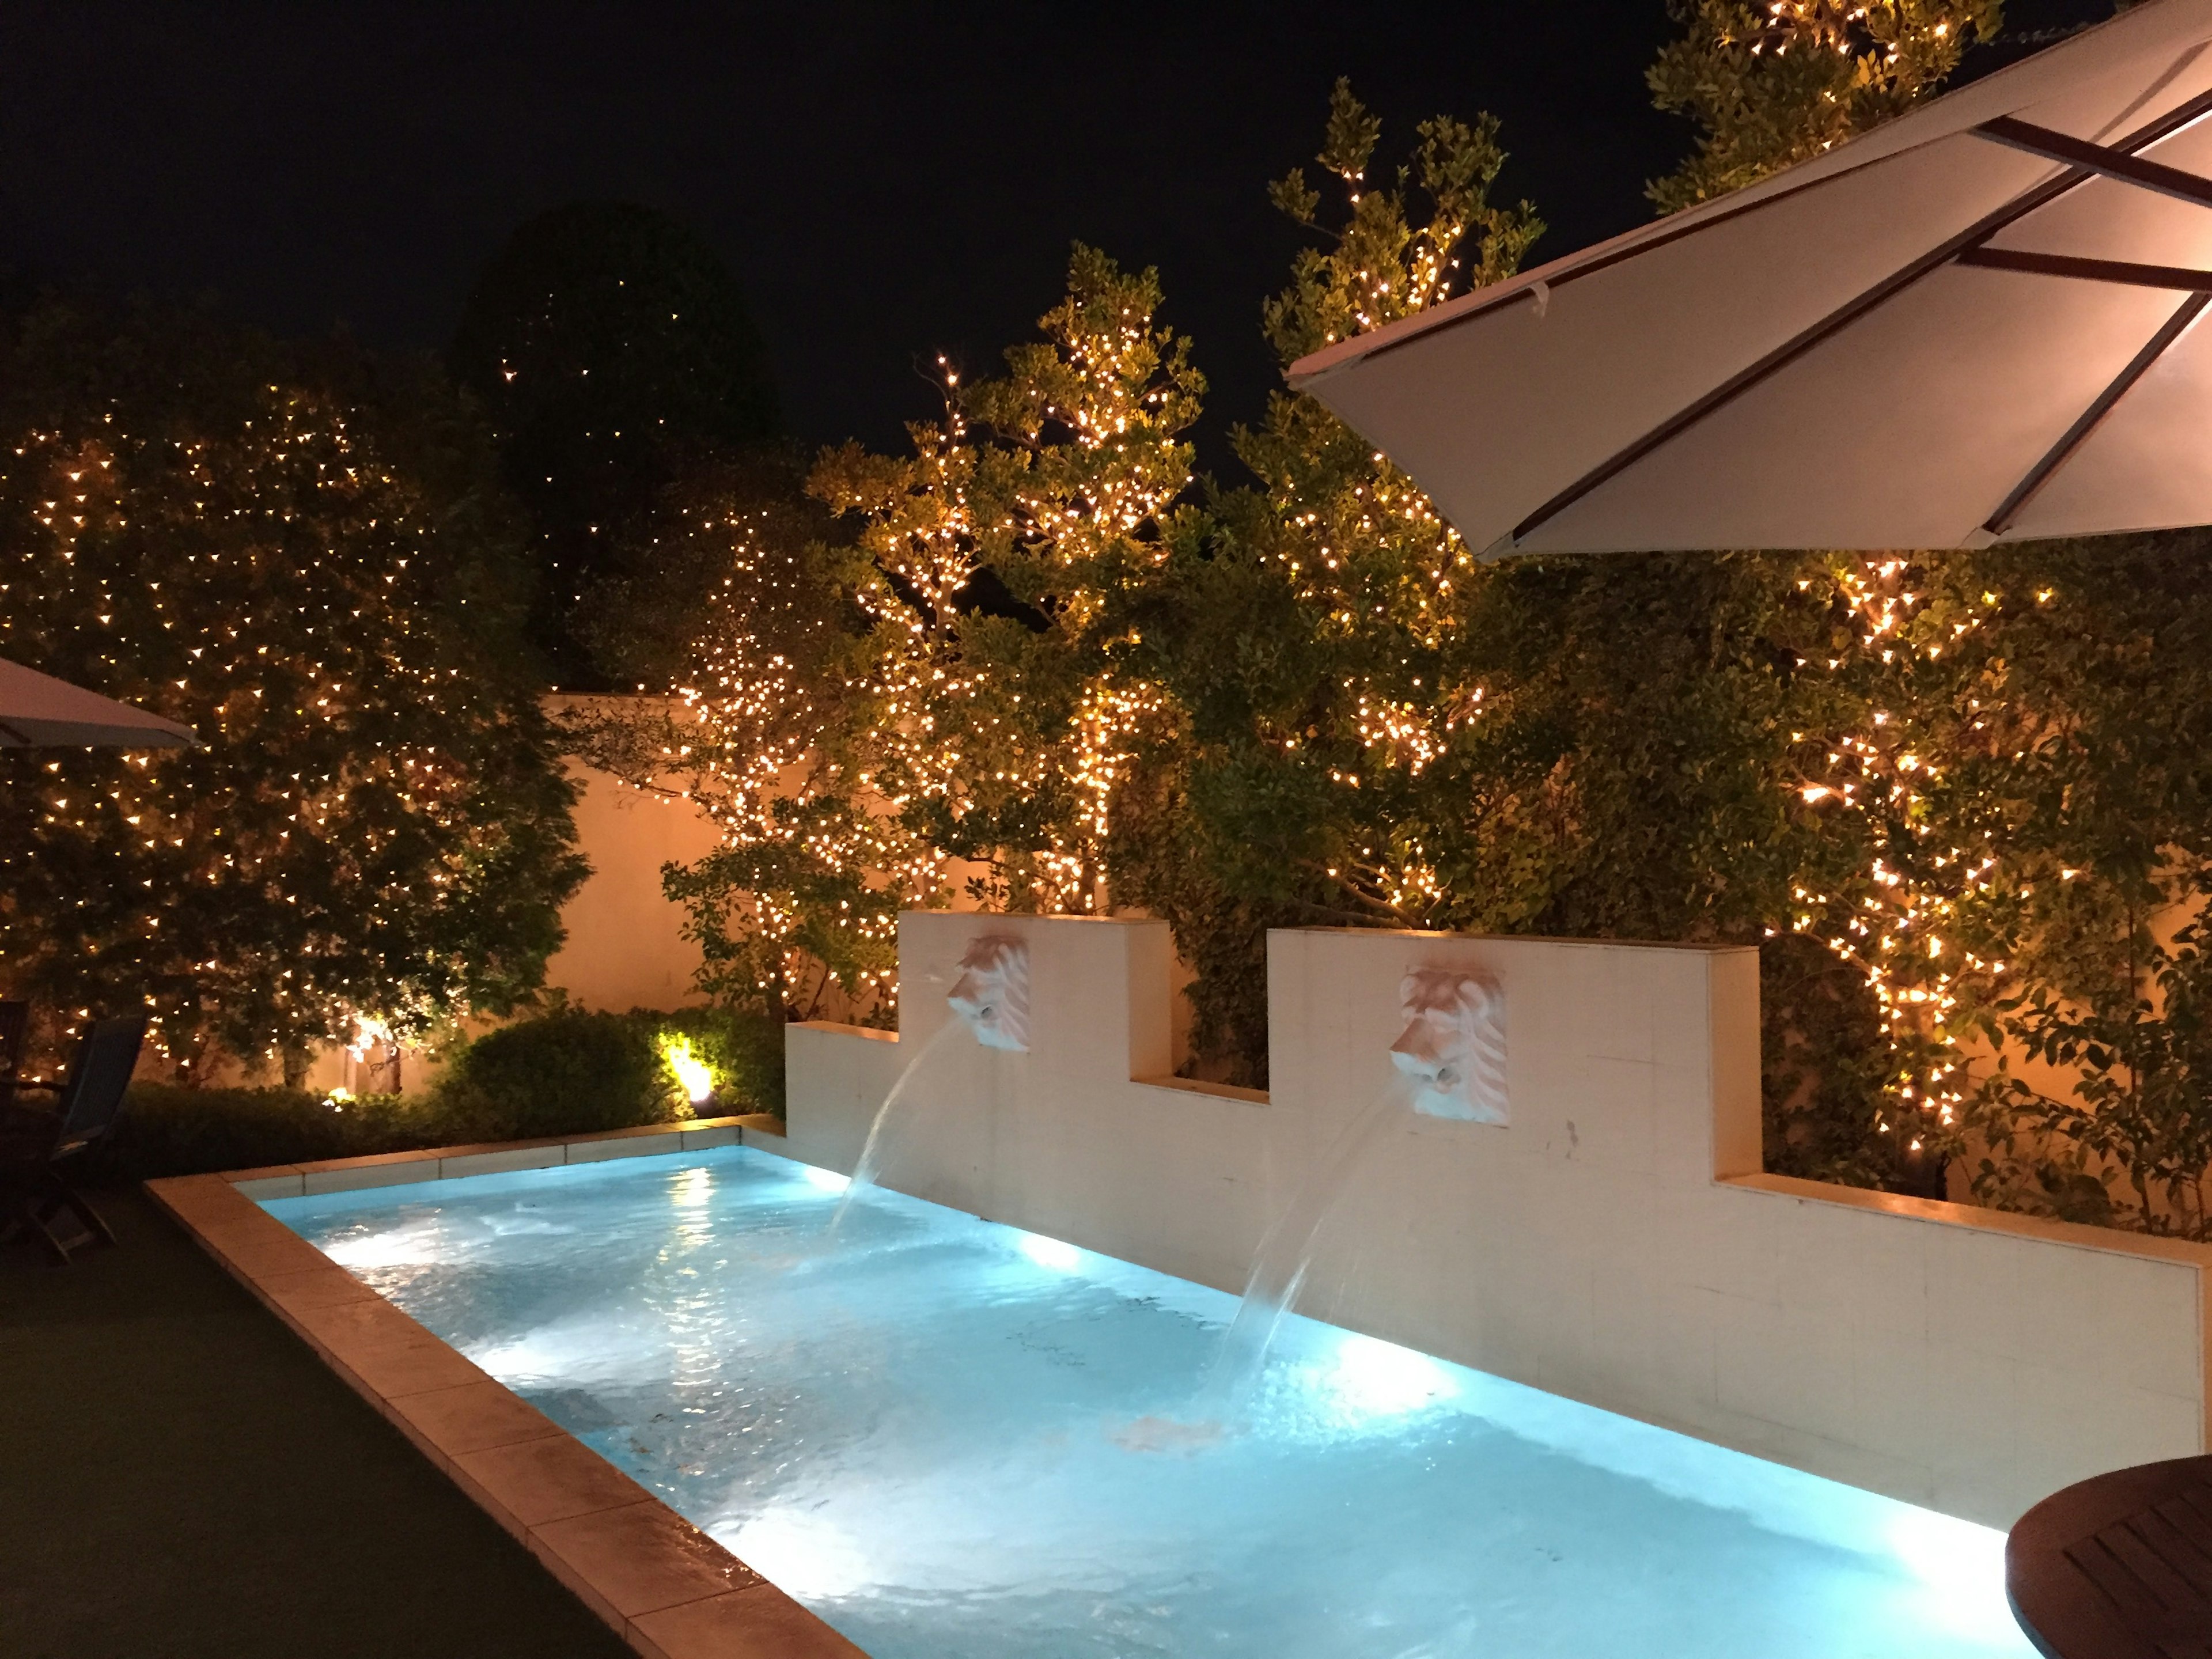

left=1133, top=1074, right=1270, bottom=1106
left=1721, top=1171, right=2212, bottom=1267
left=143, top=1118, right=858, bottom=1659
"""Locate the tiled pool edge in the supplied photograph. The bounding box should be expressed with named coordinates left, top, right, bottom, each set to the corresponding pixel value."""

left=146, top=1116, right=868, bottom=1659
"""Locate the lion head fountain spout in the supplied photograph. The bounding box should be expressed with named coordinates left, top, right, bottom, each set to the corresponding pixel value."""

left=1389, top=967, right=1506, bottom=1123
left=947, top=935, right=1030, bottom=1052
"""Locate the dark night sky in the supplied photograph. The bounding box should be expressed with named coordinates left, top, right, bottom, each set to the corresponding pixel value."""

left=0, top=1, right=2121, bottom=472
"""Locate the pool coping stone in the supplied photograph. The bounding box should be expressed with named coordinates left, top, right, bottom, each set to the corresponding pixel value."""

left=146, top=1113, right=869, bottom=1659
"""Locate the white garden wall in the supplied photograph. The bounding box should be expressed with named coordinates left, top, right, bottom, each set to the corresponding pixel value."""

left=777, top=910, right=2212, bottom=1529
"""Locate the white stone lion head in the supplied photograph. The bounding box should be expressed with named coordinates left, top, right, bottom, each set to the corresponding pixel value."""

left=947, top=934, right=1030, bottom=1052
left=1389, top=966, right=1507, bottom=1123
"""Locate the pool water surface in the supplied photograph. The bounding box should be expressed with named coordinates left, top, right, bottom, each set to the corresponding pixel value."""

left=264, top=1146, right=2032, bottom=1659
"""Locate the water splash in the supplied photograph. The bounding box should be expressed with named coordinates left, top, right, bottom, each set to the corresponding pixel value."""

left=1191, top=1082, right=1411, bottom=1422
left=827, top=1020, right=966, bottom=1236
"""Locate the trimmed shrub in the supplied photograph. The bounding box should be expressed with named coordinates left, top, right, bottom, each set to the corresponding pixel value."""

left=436, top=1006, right=786, bottom=1139
left=434, top=1006, right=677, bottom=1143
left=84, top=1005, right=789, bottom=1182
left=93, top=1085, right=430, bottom=1183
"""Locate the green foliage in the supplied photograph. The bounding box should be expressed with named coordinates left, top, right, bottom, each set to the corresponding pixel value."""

left=92, top=1084, right=432, bottom=1182
left=573, top=448, right=842, bottom=694
left=1647, top=1, right=2002, bottom=213
left=662, top=817, right=906, bottom=1022
left=449, top=201, right=781, bottom=685
left=615, top=244, right=1209, bottom=1023
left=558, top=441, right=895, bottom=1021
left=809, top=242, right=1209, bottom=915
left=1898, top=532, right=2212, bottom=1234
left=89, top=1003, right=783, bottom=1181
left=0, top=297, right=588, bottom=1082
left=431, top=1003, right=785, bottom=1143
left=434, top=1005, right=678, bottom=1140
left=1126, top=85, right=1555, bottom=1082
left=1262, top=78, right=1543, bottom=360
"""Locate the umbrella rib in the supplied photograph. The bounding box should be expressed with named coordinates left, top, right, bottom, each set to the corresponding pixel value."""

left=1982, top=290, right=2212, bottom=537
left=1503, top=86, right=2212, bottom=551
left=1975, top=115, right=2212, bottom=211
left=1957, top=245, right=2212, bottom=289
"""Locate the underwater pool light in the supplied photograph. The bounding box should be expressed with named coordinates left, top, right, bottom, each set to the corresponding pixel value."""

left=1017, top=1231, right=1084, bottom=1271
left=1326, top=1332, right=1459, bottom=1418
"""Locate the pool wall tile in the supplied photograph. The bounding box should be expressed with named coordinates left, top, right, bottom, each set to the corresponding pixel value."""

left=564, top=1130, right=684, bottom=1164
left=773, top=910, right=2212, bottom=1531
left=297, top=1148, right=441, bottom=1195
left=438, top=1142, right=569, bottom=1179
left=562, top=1141, right=681, bottom=1168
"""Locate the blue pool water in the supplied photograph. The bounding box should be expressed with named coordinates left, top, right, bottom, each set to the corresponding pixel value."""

left=265, top=1146, right=2032, bottom=1659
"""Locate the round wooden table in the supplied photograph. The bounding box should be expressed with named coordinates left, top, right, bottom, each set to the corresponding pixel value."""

left=2009, top=1455, right=2212, bottom=1657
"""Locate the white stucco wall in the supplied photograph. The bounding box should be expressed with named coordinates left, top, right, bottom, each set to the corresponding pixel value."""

left=776, top=910, right=2211, bottom=1529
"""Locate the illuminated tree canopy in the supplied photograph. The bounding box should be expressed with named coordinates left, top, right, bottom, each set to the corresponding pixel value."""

left=0, top=299, right=588, bottom=1080
left=577, top=4, right=2212, bottom=1236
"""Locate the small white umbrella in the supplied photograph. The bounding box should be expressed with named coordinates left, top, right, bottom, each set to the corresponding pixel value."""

left=1290, top=0, right=2212, bottom=556
left=0, top=657, right=197, bottom=749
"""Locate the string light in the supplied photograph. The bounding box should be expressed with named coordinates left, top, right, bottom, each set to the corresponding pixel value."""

left=1, top=353, right=579, bottom=1078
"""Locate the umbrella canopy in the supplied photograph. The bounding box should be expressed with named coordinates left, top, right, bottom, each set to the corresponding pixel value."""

left=1289, top=0, right=2212, bottom=557
left=0, top=657, right=197, bottom=749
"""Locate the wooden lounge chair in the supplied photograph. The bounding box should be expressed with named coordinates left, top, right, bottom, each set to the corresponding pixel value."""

left=0, top=1013, right=146, bottom=1265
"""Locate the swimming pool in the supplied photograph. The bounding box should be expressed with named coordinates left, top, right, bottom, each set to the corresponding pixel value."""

left=264, top=1145, right=2032, bottom=1658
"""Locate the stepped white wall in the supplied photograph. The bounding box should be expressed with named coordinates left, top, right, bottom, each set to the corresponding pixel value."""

left=777, top=911, right=2211, bottom=1528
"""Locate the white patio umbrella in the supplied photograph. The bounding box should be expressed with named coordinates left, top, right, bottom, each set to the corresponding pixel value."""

left=1289, top=0, right=2212, bottom=556
left=0, top=657, right=197, bottom=749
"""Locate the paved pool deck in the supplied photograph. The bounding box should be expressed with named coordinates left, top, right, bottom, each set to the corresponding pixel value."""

left=0, top=1184, right=634, bottom=1659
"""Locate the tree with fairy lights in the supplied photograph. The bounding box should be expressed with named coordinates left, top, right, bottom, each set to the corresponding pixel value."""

left=810, top=243, right=1206, bottom=918
left=1124, top=81, right=1552, bottom=1079
left=0, top=298, right=588, bottom=1081
left=561, top=450, right=919, bottom=1021
left=608, top=246, right=1206, bottom=1021
left=1638, top=0, right=2212, bottom=1221
left=1782, top=532, right=2212, bottom=1231
left=629, top=2, right=2212, bottom=1233
left=1646, top=1, right=2005, bottom=213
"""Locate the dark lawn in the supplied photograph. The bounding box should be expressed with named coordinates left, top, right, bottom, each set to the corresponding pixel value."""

left=0, top=1185, right=631, bottom=1659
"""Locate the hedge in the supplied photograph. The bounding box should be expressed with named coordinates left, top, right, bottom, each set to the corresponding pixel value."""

left=90, top=1006, right=785, bottom=1183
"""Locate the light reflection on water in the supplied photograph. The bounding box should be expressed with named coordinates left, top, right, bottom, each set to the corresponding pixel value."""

left=267, top=1146, right=2032, bottom=1659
